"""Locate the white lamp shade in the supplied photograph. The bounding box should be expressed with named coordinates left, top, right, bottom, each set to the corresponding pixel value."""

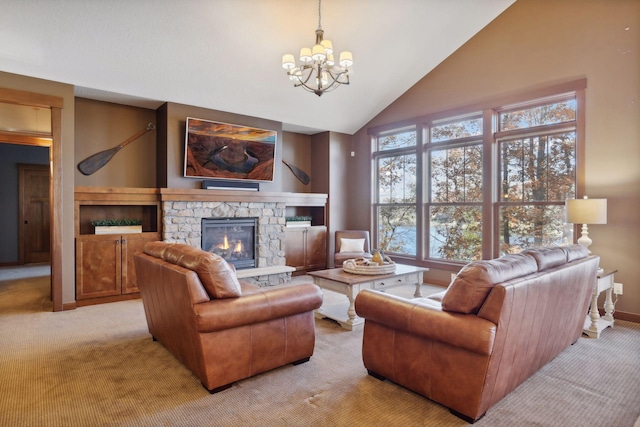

left=288, top=67, right=301, bottom=81
left=320, top=39, right=333, bottom=54
left=299, top=48, right=312, bottom=63
left=566, top=197, right=607, bottom=224
left=311, top=44, right=326, bottom=61
left=281, top=54, right=295, bottom=70
left=326, top=53, right=335, bottom=66
left=339, top=51, right=353, bottom=67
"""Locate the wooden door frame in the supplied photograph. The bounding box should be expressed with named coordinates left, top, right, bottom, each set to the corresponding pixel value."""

left=0, top=87, right=63, bottom=312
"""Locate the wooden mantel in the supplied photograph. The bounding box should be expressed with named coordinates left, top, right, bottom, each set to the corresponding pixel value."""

left=74, top=187, right=328, bottom=207
left=159, top=188, right=327, bottom=206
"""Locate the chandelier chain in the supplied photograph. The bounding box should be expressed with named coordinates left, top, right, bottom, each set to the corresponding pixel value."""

left=317, top=0, right=322, bottom=30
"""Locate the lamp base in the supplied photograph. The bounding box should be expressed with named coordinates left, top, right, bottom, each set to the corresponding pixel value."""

left=577, top=223, right=592, bottom=254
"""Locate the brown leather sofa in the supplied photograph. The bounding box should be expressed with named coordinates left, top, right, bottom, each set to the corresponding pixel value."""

left=133, top=241, right=323, bottom=393
left=355, top=245, right=598, bottom=423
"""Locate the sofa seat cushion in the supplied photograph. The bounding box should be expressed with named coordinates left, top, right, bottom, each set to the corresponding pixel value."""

left=442, top=253, right=538, bottom=314
left=144, top=241, right=241, bottom=299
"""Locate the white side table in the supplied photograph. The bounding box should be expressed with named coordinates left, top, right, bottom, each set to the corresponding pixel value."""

left=583, top=269, right=616, bottom=338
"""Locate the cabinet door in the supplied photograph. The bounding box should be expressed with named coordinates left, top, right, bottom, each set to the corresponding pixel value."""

left=285, top=228, right=306, bottom=270
left=306, top=226, right=327, bottom=270
left=121, top=233, right=160, bottom=294
left=76, top=235, right=121, bottom=300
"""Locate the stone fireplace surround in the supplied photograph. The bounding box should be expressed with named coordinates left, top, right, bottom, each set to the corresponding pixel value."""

left=159, top=189, right=325, bottom=286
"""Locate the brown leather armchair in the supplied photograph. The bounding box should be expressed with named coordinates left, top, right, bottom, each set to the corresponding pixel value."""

left=334, top=230, right=373, bottom=267
left=134, top=241, right=323, bottom=393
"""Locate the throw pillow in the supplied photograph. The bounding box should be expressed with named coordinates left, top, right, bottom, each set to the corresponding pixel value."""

left=340, top=238, right=365, bottom=253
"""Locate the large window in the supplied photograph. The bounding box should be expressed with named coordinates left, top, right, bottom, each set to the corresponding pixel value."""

left=374, top=128, right=417, bottom=256
left=497, top=98, right=577, bottom=254
left=428, top=116, right=483, bottom=261
left=371, top=81, right=584, bottom=266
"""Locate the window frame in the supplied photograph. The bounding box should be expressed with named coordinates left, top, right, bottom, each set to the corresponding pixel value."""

left=425, top=114, right=485, bottom=262
left=368, top=79, right=586, bottom=271
left=372, top=126, right=421, bottom=258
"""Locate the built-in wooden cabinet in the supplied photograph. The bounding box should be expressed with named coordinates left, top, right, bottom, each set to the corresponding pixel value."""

left=284, top=193, right=328, bottom=274
left=285, top=226, right=327, bottom=273
left=74, top=187, right=161, bottom=306
left=76, top=233, right=159, bottom=300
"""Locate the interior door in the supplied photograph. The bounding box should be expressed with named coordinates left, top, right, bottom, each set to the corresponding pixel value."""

left=18, top=164, right=51, bottom=264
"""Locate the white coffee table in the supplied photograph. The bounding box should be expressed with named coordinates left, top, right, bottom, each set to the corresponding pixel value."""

left=309, top=264, right=429, bottom=330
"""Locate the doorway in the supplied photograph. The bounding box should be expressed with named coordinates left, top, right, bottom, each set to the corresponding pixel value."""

left=18, top=164, right=51, bottom=264
left=0, top=87, right=63, bottom=311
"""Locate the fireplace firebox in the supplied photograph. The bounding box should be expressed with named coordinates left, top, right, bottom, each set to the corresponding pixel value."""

left=201, top=217, right=258, bottom=270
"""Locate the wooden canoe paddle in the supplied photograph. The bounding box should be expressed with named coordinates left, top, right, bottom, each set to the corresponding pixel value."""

left=282, top=160, right=310, bottom=185
left=77, top=123, right=156, bottom=175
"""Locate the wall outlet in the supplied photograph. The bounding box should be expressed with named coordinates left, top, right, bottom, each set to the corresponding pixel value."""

left=613, top=282, right=623, bottom=295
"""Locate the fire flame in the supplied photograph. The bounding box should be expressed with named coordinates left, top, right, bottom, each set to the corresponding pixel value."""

left=220, top=235, right=229, bottom=250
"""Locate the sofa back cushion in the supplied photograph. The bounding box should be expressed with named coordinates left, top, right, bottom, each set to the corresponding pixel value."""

left=522, top=246, right=568, bottom=271
left=442, top=253, right=538, bottom=314
left=144, top=241, right=241, bottom=299
left=562, top=244, right=589, bottom=263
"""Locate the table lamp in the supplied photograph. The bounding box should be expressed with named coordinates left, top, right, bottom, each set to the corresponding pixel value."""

left=565, top=196, right=607, bottom=253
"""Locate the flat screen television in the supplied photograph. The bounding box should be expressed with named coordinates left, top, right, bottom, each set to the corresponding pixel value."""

left=184, top=117, right=276, bottom=182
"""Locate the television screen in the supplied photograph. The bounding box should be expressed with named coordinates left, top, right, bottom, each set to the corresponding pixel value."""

left=184, top=117, right=276, bottom=182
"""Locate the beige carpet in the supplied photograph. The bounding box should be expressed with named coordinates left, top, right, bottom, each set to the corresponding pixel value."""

left=1, top=270, right=639, bottom=426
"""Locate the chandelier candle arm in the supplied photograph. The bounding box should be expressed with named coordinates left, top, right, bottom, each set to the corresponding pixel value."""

left=281, top=0, right=353, bottom=96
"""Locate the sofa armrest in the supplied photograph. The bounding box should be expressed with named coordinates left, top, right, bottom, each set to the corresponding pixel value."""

left=355, top=289, right=496, bottom=355
left=193, top=283, right=323, bottom=333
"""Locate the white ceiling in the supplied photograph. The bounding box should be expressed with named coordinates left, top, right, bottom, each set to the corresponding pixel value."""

left=0, top=0, right=515, bottom=135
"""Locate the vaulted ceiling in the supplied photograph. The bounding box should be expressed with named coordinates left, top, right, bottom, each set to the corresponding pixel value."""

left=0, top=0, right=515, bottom=134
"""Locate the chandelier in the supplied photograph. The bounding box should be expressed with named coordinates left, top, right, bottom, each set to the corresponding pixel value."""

left=281, top=0, right=353, bottom=96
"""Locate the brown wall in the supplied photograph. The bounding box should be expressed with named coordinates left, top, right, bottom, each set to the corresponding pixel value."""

left=348, top=0, right=640, bottom=318
left=281, top=131, right=312, bottom=194
left=157, top=102, right=284, bottom=192
left=75, top=98, right=157, bottom=188
left=310, top=131, right=354, bottom=266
